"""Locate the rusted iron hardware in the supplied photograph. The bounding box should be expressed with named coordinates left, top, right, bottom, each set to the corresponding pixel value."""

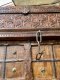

left=36, top=30, right=44, bottom=60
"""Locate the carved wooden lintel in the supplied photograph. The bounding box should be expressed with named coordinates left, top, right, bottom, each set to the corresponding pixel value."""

left=0, top=6, right=60, bottom=13
left=0, top=6, right=60, bottom=40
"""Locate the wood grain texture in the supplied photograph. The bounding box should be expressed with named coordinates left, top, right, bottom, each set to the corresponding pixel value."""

left=5, top=46, right=26, bottom=79
left=24, top=43, right=33, bottom=80
left=32, top=44, right=60, bottom=80
left=32, top=45, right=53, bottom=79
left=0, top=45, right=33, bottom=80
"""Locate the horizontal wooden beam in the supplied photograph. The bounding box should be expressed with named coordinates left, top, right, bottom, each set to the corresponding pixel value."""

left=0, top=6, right=60, bottom=13
left=0, top=6, right=60, bottom=41
left=0, top=30, right=60, bottom=38
left=0, top=59, right=24, bottom=63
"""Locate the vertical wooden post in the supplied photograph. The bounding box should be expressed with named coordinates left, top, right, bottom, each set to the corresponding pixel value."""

left=24, top=43, right=33, bottom=80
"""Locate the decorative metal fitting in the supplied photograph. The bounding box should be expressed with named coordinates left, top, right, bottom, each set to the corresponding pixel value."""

left=12, top=67, right=16, bottom=73
left=36, top=30, right=42, bottom=44
left=13, top=52, right=17, bottom=55
left=36, top=30, right=44, bottom=60
left=21, top=7, right=30, bottom=15
left=40, top=67, right=46, bottom=74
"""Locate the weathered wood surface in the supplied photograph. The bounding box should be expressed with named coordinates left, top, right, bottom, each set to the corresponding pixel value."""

left=32, top=44, right=60, bottom=80
left=53, top=45, right=60, bottom=79
left=1, top=13, right=60, bottom=29
left=0, top=42, right=60, bottom=80
left=0, top=6, right=60, bottom=39
left=0, top=43, right=33, bottom=80
left=0, top=6, right=60, bottom=13
left=24, top=43, right=33, bottom=80
left=0, top=30, right=60, bottom=38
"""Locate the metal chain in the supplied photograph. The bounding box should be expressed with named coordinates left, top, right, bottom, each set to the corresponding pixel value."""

left=36, top=30, right=42, bottom=55
left=36, top=30, right=43, bottom=60
left=36, top=30, right=42, bottom=44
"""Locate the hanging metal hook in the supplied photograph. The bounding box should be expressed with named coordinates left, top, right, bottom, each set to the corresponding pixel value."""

left=36, top=30, right=42, bottom=44
left=36, top=30, right=43, bottom=60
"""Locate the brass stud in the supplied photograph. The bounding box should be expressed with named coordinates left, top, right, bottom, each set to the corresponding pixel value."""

left=40, top=67, right=46, bottom=75
left=13, top=52, right=17, bottom=55
left=12, top=67, right=16, bottom=73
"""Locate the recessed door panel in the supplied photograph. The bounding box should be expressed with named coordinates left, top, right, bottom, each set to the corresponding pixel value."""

left=5, top=62, right=25, bottom=79
left=32, top=45, right=55, bottom=80
left=32, top=62, right=53, bottom=80
left=7, top=46, right=25, bottom=59
left=53, top=45, right=60, bottom=59
left=5, top=44, right=32, bottom=80
left=5, top=45, right=27, bottom=80
left=32, top=45, right=52, bottom=60
left=0, top=43, right=33, bottom=80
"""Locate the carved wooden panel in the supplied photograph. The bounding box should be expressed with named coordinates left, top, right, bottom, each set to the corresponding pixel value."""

left=0, top=6, right=60, bottom=39
left=0, top=14, right=60, bottom=29
left=0, top=6, right=60, bottom=30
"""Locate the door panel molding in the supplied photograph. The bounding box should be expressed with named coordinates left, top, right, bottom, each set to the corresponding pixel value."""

left=0, top=43, right=33, bottom=80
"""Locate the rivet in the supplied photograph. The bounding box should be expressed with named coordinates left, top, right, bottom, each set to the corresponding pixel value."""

left=12, top=67, right=16, bottom=73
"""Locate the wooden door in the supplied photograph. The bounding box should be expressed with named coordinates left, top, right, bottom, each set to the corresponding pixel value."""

left=0, top=43, right=33, bottom=80
left=31, top=44, right=60, bottom=80
left=0, top=42, right=60, bottom=80
left=5, top=45, right=26, bottom=80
